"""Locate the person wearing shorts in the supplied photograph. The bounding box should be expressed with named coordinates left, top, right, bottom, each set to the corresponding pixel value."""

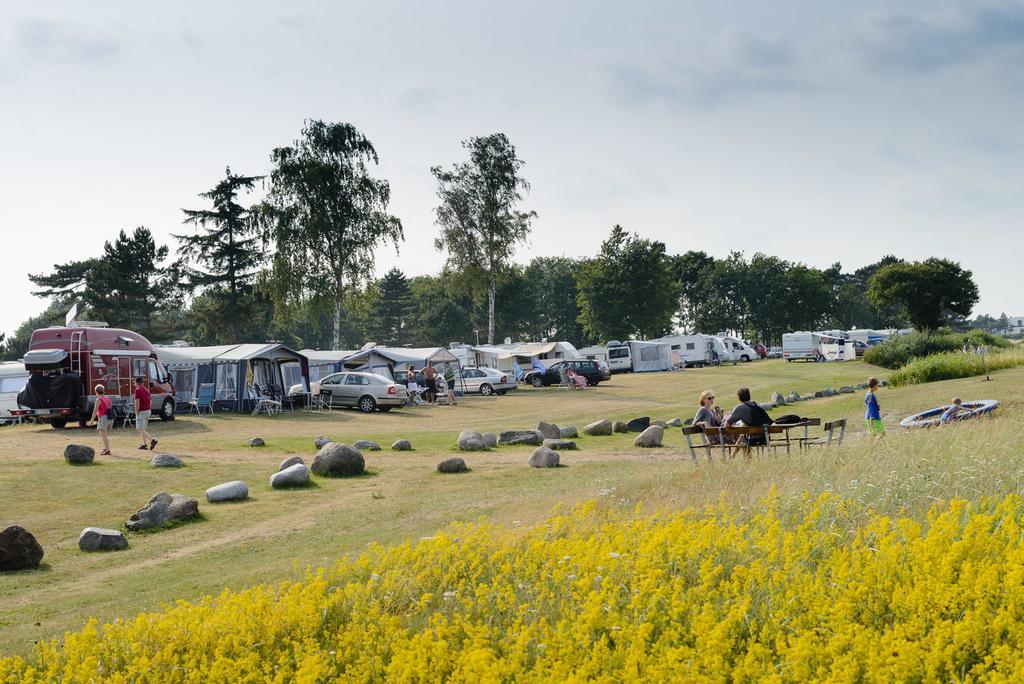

left=134, top=376, right=158, bottom=450
left=865, top=377, right=885, bottom=436
left=422, top=362, right=438, bottom=404
left=91, top=384, right=113, bottom=455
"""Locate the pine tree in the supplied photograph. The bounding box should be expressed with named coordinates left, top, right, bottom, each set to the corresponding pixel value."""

left=370, top=268, right=412, bottom=346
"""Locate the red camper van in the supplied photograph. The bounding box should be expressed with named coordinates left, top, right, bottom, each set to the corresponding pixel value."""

left=13, top=325, right=175, bottom=428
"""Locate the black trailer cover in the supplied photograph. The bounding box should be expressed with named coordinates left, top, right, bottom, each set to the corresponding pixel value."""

left=18, top=374, right=51, bottom=409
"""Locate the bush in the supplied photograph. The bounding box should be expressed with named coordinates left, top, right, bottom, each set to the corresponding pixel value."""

left=890, top=347, right=1024, bottom=386
left=864, top=330, right=1009, bottom=369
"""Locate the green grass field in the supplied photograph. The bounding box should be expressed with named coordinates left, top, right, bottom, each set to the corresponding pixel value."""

left=2, top=359, right=1022, bottom=657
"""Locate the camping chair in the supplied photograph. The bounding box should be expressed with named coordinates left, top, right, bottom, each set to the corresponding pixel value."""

left=250, top=385, right=282, bottom=416
left=111, top=403, right=133, bottom=429
left=311, top=388, right=333, bottom=413
left=803, top=419, right=847, bottom=449
left=188, top=383, right=215, bottom=415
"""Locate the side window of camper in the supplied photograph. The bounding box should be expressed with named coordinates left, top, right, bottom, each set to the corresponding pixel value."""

left=132, top=358, right=147, bottom=379
left=685, top=343, right=695, bottom=350
left=148, top=360, right=161, bottom=383
left=609, top=348, right=629, bottom=359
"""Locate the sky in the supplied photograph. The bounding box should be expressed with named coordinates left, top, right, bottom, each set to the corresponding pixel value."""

left=1, top=0, right=1022, bottom=338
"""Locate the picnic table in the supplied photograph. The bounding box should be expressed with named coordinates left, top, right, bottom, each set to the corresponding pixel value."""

left=681, top=419, right=847, bottom=463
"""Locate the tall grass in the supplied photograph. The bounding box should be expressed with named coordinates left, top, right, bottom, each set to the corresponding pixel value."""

left=864, top=330, right=1009, bottom=369
left=889, top=346, right=1024, bottom=386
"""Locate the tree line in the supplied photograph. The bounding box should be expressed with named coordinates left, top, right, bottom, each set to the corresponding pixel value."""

left=0, top=120, right=985, bottom=360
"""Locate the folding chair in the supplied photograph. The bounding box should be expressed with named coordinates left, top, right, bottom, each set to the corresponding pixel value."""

left=188, top=383, right=215, bottom=415
left=311, top=388, right=333, bottom=413
left=251, top=385, right=283, bottom=416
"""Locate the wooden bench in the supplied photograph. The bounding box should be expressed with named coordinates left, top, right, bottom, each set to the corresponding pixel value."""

left=682, top=424, right=791, bottom=462
left=801, top=418, right=847, bottom=448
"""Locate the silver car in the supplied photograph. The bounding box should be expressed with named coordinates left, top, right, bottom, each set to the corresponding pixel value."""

left=454, top=367, right=517, bottom=396
left=311, top=372, right=407, bottom=412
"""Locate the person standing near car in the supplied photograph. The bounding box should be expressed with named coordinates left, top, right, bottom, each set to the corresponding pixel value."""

left=443, top=362, right=458, bottom=405
left=91, top=384, right=113, bottom=456
left=134, top=376, right=158, bottom=450
left=422, top=362, right=438, bottom=404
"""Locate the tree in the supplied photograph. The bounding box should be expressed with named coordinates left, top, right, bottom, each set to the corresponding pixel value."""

left=690, top=252, right=749, bottom=336
left=259, top=120, right=403, bottom=349
left=29, top=227, right=173, bottom=336
left=406, top=274, right=475, bottom=346
left=432, top=133, right=536, bottom=345
left=576, top=226, right=676, bottom=341
left=523, top=256, right=589, bottom=345
left=369, top=268, right=413, bottom=346
left=868, top=258, right=979, bottom=331
left=0, top=299, right=70, bottom=361
left=670, top=250, right=716, bottom=333
left=492, top=265, right=541, bottom=343
left=177, top=167, right=264, bottom=343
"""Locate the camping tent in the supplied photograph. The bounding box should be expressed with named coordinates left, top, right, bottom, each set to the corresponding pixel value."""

left=156, top=344, right=309, bottom=411
left=371, top=346, right=462, bottom=372
left=301, top=349, right=357, bottom=382
left=628, top=340, right=673, bottom=372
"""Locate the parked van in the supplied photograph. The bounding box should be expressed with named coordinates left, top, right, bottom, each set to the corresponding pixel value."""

left=718, top=336, right=758, bottom=362
left=0, top=362, right=29, bottom=425
left=782, top=332, right=822, bottom=361
left=605, top=341, right=632, bottom=373
left=13, top=324, right=175, bottom=428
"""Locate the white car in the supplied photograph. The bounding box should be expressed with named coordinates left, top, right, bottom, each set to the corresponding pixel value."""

left=454, top=367, right=517, bottom=396
left=311, top=371, right=407, bottom=412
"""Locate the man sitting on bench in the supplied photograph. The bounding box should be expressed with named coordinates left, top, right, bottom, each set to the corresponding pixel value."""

left=725, top=386, right=772, bottom=446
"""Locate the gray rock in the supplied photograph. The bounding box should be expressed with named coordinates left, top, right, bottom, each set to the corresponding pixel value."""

left=125, top=492, right=199, bottom=531
left=537, top=421, right=561, bottom=440
left=584, top=419, right=614, bottom=436
left=626, top=417, right=650, bottom=433
left=64, top=444, right=95, bottom=465
left=683, top=418, right=693, bottom=426
left=151, top=454, right=184, bottom=468
left=270, top=463, right=310, bottom=488
left=437, top=457, right=468, bottom=474
left=759, top=403, right=775, bottom=411
left=813, top=391, right=825, bottom=399
left=824, top=387, right=839, bottom=397
left=856, top=382, right=869, bottom=390
left=498, top=430, right=544, bottom=446
left=633, top=425, right=664, bottom=448
left=206, top=480, right=249, bottom=503
left=248, top=438, right=265, bottom=448
left=311, top=443, right=365, bottom=476
left=771, top=392, right=786, bottom=406
left=482, top=433, right=498, bottom=448
left=839, top=386, right=855, bottom=394
left=880, top=379, right=889, bottom=387
left=279, top=455, right=305, bottom=471
left=559, top=426, right=578, bottom=439
left=0, top=525, right=44, bottom=570
left=802, top=394, right=816, bottom=401
left=314, top=436, right=332, bottom=450
left=529, top=446, right=560, bottom=468
left=787, top=391, right=802, bottom=403
left=354, top=440, right=381, bottom=451
left=78, top=527, right=128, bottom=552
left=543, top=438, right=577, bottom=450
left=391, top=439, right=413, bottom=451
left=652, top=419, right=667, bottom=428
left=458, top=431, right=488, bottom=451
left=666, top=418, right=683, bottom=427
left=612, top=420, right=628, bottom=433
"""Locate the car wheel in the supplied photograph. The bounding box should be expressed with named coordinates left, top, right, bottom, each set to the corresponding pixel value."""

left=358, top=395, right=377, bottom=413
left=480, top=383, right=494, bottom=396
left=531, top=376, right=544, bottom=388
left=741, top=355, right=750, bottom=362
left=51, top=418, right=67, bottom=429
left=159, top=398, right=175, bottom=421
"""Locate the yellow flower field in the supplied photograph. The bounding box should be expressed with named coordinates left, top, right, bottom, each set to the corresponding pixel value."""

left=5, top=494, right=1024, bottom=682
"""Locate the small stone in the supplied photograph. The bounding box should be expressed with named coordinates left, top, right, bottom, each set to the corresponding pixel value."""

left=78, top=527, right=128, bottom=552
left=856, top=382, right=869, bottom=390
left=150, top=454, right=184, bottom=468
left=666, top=418, right=683, bottom=428
left=314, top=436, right=332, bottom=450
left=458, top=431, right=488, bottom=451
left=536, top=421, right=561, bottom=440
left=652, top=420, right=667, bottom=428
left=279, top=455, right=305, bottom=471
left=271, top=463, right=310, bottom=488
left=787, top=391, right=801, bottom=403
left=612, top=420, right=628, bottom=433
left=391, top=439, right=413, bottom=451
left=437, top=457, right=468, bottom=474
left=802, top=394, right=816, bottom=401
left=482, top=433, right=498, bottom=448
left=353, top=440, right=381, bottom=451
left=759, top=403, right=775, bottom=411
left=248, top=438, right=265, bottom=447
left=633, top=425, right=664, bottom=448
left=771, top=392, right=786, bottom=406
left=626, top=417, right=650, bottom=433
left=543, top=439, right=577, bottom=450
left=584, top=420, right=614, bottom=436
left=839, top=386, right=855, bottom=394
left=311, top=443, right=365, bottom=476
left=0, top=525, right=44, bottom=570
left=529, top=447, right=560, bottom=468
left=880, top=380, right=889, bottom=387
left=824, top=387, right=838, bottom=397
left=64, top=444, right=94, bottom=465
left=125, top=493, right=199, bottom=531
left=499, top=430, right=545, bottom=446
left=813, top=391, right=824, bottom=399
left=206, top=480, right=248, bottom=503
left=559, top=426, right=578, bottom=439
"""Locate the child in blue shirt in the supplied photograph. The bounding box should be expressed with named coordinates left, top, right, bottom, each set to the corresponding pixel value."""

left=865, top=377, right=884, bottom=436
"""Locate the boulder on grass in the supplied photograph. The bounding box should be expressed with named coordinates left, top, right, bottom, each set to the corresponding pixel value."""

left=652, top=420, right=667, bottom=428
left=248, top=438, right=265, bottom=448
left=437, top=457, right=468, bottom=474
left=880, top=380, right=889, bottom=387
left=584, top=420, right=613, bottom=436
left=314, top=436, right=332, bottom=450
left=270, top=463, right=310, bottom=488
left=64, top=444, right=94, bottom=465
left=482, top=433, right=498, bottom=448
left=151, top=454, right=184, bottom=468
left=354, top=440, right=381, bottom=452
left=612, top=420, right=628, bottom=433
left=537, top=421, right=561, bottom=440
left=458, top=431, right=487, bottom=451
left=279, top=455, right=305, bottom=471
left=391, top=439, right=413, bottom=451
left=543, top=438, right=577, bottom=450
left=311, top=443, right=365, bottom=476
left=633, top=425, right=664, bottom=448
left=787, top=391, right=801, bottom=403
left=559, top=426, right=578, bottom=439
left=0, top=525, right=44, bottom=571
left=529, top=446, right=560, bottom=468
left=759, top=403, right=775, bottom=411
left=125, top=493, right=199, bottom=531
left=499, top=430, right=545, bottom=446
left=813, top=391, right=824, bottom=399
left=771, top=392, right=786, bottom=406
left=78, top=527, right=128, bottom=552
left=206, top=481, right=249, bottom=503
left=802, top=394, right=816, bottom=401
left=626, top=417, right=650, bottom=433
left=666, top=418, right=683, bottom=428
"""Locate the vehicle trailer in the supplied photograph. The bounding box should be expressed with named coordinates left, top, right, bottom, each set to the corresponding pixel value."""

left=11, top=325, right=175, bottom=429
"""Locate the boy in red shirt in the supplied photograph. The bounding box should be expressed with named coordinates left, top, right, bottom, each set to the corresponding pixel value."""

left=134, top=376, right=158, bottom=450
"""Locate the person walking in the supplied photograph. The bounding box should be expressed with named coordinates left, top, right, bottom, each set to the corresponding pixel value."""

left=405, top=365, right=420, bottom=405
left=865, top=377, right=885, bottom=437
left=134, top=376, right=157, bottom=450
left=91, top=384, right=113, bottom=455
left=443, top=362, right=458, bottom=406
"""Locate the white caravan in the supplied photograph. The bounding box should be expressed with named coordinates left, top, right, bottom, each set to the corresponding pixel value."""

left=846, top=329, right=889, bottom=346
left=0, top=362, right=29, bottom=425
left=650, top=334, right=717, bottom=367
left=718, top=336, right=758, bottom=362
left=577, top=345, right=609, bottom=366
left=605, top=341, right=632, bottom=373
left=782, top=332, right=821, bottom=361
left=605, top=340, right=673, bottom=373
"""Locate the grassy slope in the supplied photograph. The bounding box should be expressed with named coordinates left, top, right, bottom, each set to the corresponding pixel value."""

left=1, top=359, right=1021, bottom=656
